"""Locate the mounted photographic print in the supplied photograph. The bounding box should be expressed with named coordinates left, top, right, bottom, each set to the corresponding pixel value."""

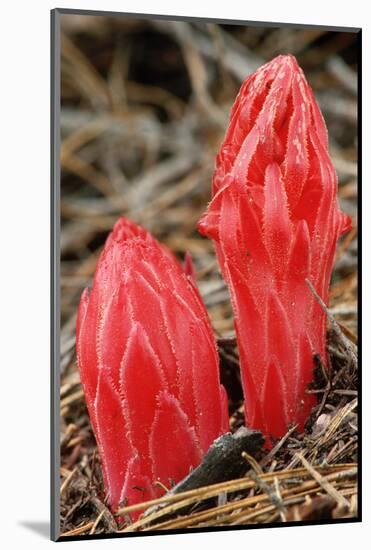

left=51, top=8, right=361, bottom=542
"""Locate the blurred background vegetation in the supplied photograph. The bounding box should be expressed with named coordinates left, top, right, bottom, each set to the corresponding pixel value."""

left=60, top=15, right=357, bottom=350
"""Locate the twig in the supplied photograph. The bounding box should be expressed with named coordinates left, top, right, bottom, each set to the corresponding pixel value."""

left=115, top=463, right=353, bottom=520
left=259, top=424, right=298, bottom=469
left=62, top=521, right=95, bottom=537
left=296, top=453, right=350, bottom=510
left=89, top=509, right=105, bottom=535
left=242, top=452, right=286, bottom=516
left=60, top=467, right=77, bottom=497
left=305, top=279, right=358, bottom=367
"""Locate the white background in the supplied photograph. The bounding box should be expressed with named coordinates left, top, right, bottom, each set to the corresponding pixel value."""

left=0, top=0, right=368, bottom=548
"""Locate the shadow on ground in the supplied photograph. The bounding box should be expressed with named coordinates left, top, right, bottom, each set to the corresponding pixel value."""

left=18, top=522, right=49, bottom=539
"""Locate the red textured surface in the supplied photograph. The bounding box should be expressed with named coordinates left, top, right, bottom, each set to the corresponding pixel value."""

left=76, top=217, right=229, bottom=515
left=198, top=55, right=351, bottom=441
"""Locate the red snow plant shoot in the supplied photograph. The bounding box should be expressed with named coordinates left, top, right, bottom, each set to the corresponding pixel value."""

left=198, top=55, right=351, bottom=441
left=76, top=217, right=229, bottom=514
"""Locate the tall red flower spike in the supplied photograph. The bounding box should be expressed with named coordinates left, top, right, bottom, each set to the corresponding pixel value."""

left=198, top=55, right=351, bottom=441
left=76, top=217, right=229, bottom=516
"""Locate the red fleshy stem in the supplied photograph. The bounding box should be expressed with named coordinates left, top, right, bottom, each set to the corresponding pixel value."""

left=76, top=217, right=229, bottom=517
left=197, top=55, right=351, bottom=441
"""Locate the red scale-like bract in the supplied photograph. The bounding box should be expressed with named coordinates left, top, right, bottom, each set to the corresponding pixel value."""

left=198, top=55, right=351, bottom=440
left=76, top=218, right=229, bottom=514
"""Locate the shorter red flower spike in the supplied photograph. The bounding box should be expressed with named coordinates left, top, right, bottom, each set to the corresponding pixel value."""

left=76, top=218, right=229, bottom=516
left=198, top=55, right=351, bottom=441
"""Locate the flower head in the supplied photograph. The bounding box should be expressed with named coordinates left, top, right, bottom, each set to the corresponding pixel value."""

left=198, top=55, right=351, bottom=440
left=76, top=218, right=229, bottom=514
